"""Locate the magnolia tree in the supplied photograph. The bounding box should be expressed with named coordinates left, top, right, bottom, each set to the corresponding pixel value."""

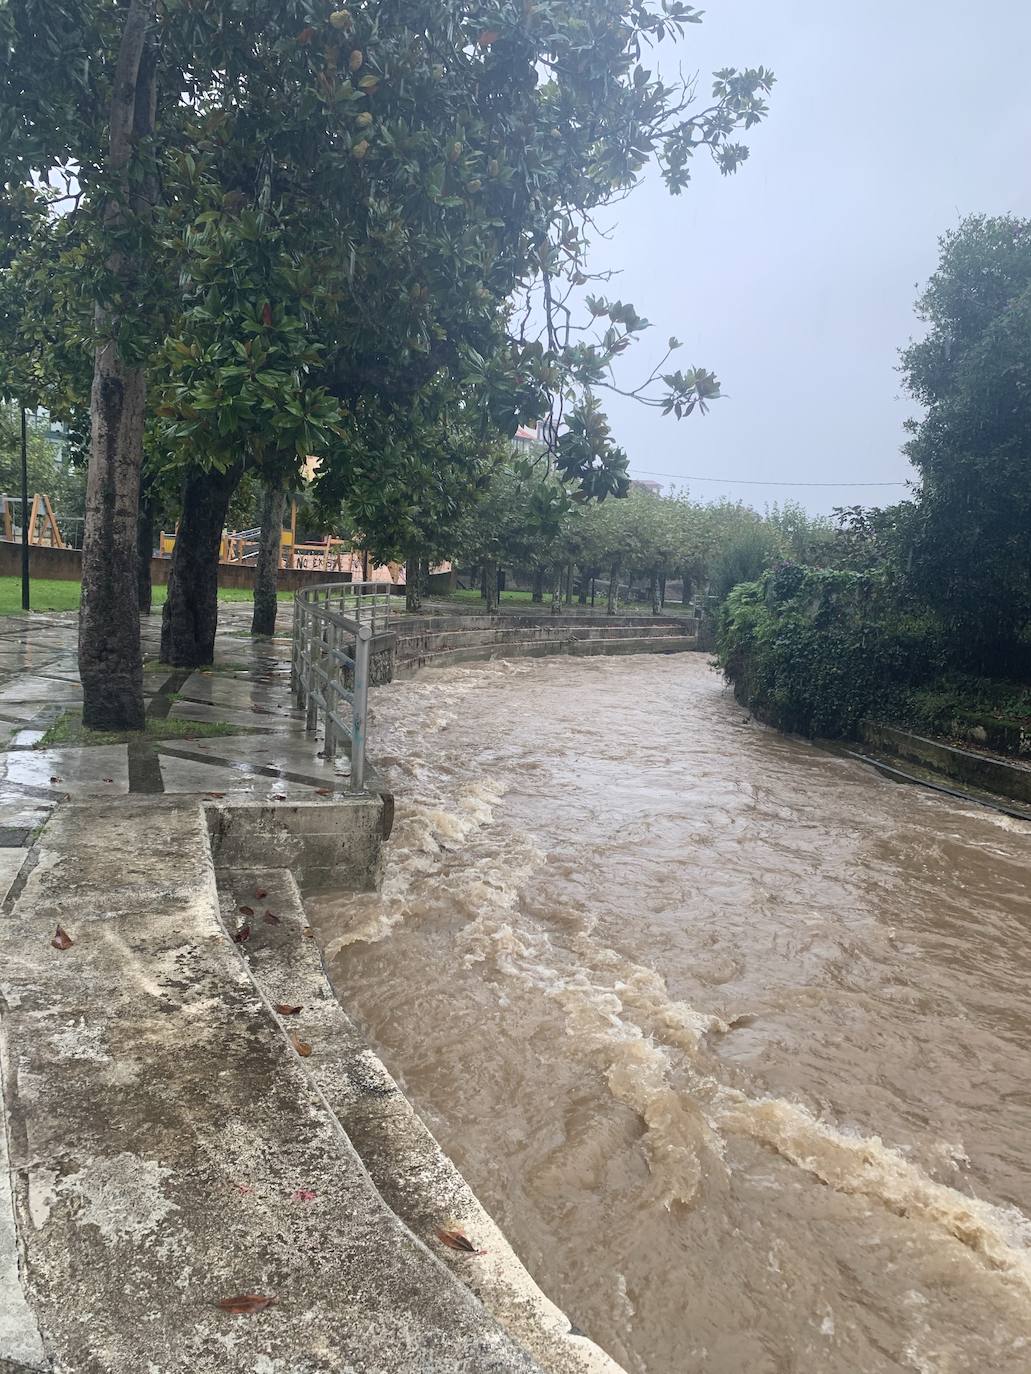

left=2, top=0, right=773, bottom=722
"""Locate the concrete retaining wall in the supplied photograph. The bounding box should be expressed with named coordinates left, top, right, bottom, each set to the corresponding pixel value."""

left=386, top=610, right=700, bottom=679
left=862, top=721, right=1031, bottom=806
left=205, top=796, right=391, bottom=894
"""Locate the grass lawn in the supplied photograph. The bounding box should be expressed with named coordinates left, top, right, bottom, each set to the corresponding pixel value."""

left=36, top=709, right=243, bottom=748
left=448, top=586, right=696, bottom=616
left=451, top=588, right=538, bottom=605
left=0, top=577, right=294, bottom=616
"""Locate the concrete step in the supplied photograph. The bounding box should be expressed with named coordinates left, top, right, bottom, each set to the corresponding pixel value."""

left=398, top=610, right=692, bottom=633
left=395, top=622, right=692, bottom=656
left=0, top=800, right=553, bottom=1373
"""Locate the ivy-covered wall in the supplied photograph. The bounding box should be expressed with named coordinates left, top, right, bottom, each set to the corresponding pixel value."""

left=716, top=566, right=947, bottom=740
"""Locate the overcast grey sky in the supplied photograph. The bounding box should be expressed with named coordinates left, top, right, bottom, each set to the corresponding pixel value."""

left=599, top=0, right=1031, bottom=514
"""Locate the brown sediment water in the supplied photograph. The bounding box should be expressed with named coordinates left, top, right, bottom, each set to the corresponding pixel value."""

left=309, top=654, right=1031, bottom=1373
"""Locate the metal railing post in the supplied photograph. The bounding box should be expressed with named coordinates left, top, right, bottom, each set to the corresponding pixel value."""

left=291, top=593, right=304, bottom=701
left=324, top=617, right=338, bottom=762
left=289, top=579, right=384, bottom=794
left=351, top=624, right=371, bottom=792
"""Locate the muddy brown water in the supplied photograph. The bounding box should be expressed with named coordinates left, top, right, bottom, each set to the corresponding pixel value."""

left=310, top=655, right=1031, bottom=1373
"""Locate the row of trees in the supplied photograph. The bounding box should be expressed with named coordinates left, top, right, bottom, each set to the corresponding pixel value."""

left=454, top=473, right=836, bottom=613
left=1, top=0, right=774, bottom=729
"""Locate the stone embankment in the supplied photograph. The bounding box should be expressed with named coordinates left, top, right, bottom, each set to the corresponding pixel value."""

left=389, top=607, right=703, bottom=678
left=849, top=721, right=1031, bottom=820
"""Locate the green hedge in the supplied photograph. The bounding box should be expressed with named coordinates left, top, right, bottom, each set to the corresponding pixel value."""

left=716, top=565, right=948, bottom=739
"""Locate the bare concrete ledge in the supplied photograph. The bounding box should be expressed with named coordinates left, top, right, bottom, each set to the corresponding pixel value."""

left=0, top=800, right=546, bottom=1372
left=206, top=795, right=391, bottom=895
left=861, top=721, right=1031, bottom=806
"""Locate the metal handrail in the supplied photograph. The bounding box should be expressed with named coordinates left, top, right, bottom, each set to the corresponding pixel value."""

left=291, top=580, right=395, bottom=791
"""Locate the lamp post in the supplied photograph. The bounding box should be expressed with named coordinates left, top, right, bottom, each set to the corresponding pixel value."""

left=20, top=407, right=29, bottom=611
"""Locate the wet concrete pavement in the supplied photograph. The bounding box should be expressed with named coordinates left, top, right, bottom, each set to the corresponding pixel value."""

left=0, top=606, right=360, bottom=882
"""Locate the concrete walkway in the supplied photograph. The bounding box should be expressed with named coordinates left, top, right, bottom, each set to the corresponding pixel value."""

left=0, top=607, right=621, bottom=1374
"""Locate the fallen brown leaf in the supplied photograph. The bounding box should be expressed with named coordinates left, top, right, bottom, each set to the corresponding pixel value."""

left=51, top=925, right=73, bottom=951
left=238, top=905, right=255, bottom=917
left=206, top=791, right=225, bottom=799
left=274, top=1004, right=302, bottom=1016
left=302, top=926, right=314, bottom=939
left=254, top=888, right=268, bottom=899
left=102, top=777, right=113, bottom=783
left=289, top=1033, right=312, bottom=1058
left=271, top=793, right=286, bottom=801
left=435, top=1227, right=483, bottom=1255
left=216, top=1294, right=276, bottom=1315
left=233, top=923, right=251, bottom=944
left=263, top=909, right=281, bottom=926
left=49, top=775, right=62, bottom=783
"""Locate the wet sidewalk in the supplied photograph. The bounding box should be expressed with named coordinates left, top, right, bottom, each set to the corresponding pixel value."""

left=0, top=606, right=362, bottom=903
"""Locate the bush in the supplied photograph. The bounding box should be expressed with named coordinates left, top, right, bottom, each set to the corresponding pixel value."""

left=716, top=565, right=948, bottom=738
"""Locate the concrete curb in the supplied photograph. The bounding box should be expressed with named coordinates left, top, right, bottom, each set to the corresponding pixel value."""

left=216, top=865, right=625, bottom=1374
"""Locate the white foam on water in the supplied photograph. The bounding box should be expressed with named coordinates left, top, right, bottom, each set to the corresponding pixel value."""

left=324, top=777, right=512, bottom=952
left=948, top=806, right=1031, bottom=836
left=461, top=907, right=1031, bottom=1293
left=713, top=1088, right=1031, bottom=1296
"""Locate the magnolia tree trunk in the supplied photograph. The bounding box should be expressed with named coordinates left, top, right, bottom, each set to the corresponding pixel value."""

left=550, top=565, right=561, bottom=615
left=578, top=569, right=590, bottom=606
left=160, top=464, right=240, bottom=666
left=252, top=482, right=285, bottom=636
left=404, top=554, right=423, bottom=612
left=564, top=561, right=574, bottom=605
left=78, top=0, right=156, bottom=730
left=484, top=558, right=499, bottom=613
left=137, top=483, right=154, bottom=615
left=651, top=566, right=661, bottom=615
left=607, top=562, right=619, bottom=615
left=531, top=567, right=544, bottom=603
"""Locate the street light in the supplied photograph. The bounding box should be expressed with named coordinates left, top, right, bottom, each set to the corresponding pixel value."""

left=20, top=407, right=29, bottom=612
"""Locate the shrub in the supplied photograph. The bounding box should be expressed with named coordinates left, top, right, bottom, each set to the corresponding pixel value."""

left=716, top=565, right=948, bottom=738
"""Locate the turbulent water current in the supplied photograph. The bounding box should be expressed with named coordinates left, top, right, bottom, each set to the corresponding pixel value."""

left=309, top=654, right=1031, bottom=1373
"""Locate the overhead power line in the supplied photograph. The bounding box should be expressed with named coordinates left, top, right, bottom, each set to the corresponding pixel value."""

left=630, top=469, right=909, bottom=488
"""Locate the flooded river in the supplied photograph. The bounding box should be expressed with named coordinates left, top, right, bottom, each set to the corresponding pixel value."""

left=310, top=654, right=1031, bottom=1373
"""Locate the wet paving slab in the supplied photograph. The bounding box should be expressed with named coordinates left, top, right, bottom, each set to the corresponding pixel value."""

left=0, top=605, right=352, bottom=813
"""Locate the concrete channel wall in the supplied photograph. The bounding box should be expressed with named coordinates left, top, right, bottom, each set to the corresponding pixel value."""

left=372, top=609, right=702, bottom=680
left=862, top=721, right=1031, bottom=806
